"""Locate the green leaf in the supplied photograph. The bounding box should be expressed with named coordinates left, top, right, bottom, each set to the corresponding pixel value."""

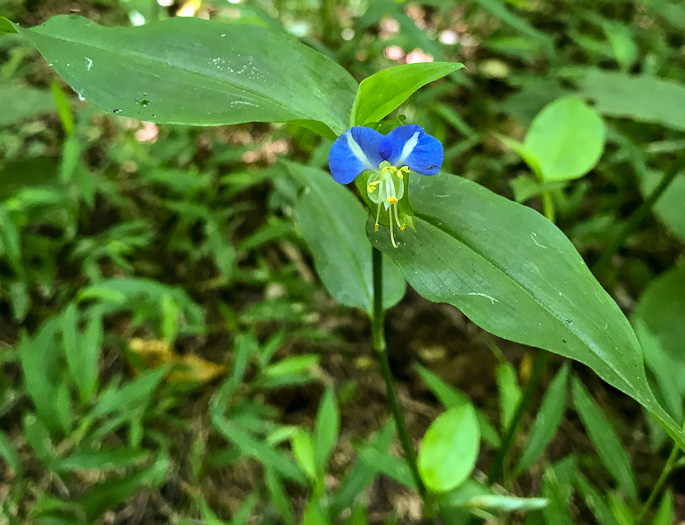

left=496, top=362, right=521, bottom=431
left=414, top=364, right=500, bottom=447
left=6, top=15, right=356, bottom=138
left=0, top=428, right=22, bottom=477
left=573, top=472, right=619, bottom=525
left=0, top=85, right=55, bottom=125
left=211, top=415, right=305, bottom=484
left=637, top=170, right=685, bottom=243
left=608, top=493, right=635, bottom=525
left=634, top=322, right=683, bottom=424
left=542, top=457, right=576, bottom=525
left=633, top=264, right=685, bottom=369
left=515, top=364, right=569, bottom=475
left=369, top=172, right=685, bottom=450
left=61, top=305, right=101, bottom=404
left=79, top=452, right=169, bottom=522
left=291, top=430, right=317, bottom=482
left=571, top=378, right=638, bottom=502
left=23, top=413, right=56, bottom=465
left=18, top=321, right=68, bottom=437
left=314, top=388, right=339, bottom=472
left=653, top=489, right=673, bottom=525
left=523, top=97, right=606, bottom=181
left=263, top=354, right=319, bottom=377
left=574, top=68, right=685, bottom=132
left=418, top=405, right=480, bottom=493
left=265, top=470, right=296, bottom=525
left=331, top=421, right=395, bottom=515
left=286, top=161, right=406, bottom=314
left=49, top=448, right=150, bottom=473
left=470, top=0, right=555, bottom=56
left=351, top=62, right=464, bottom=126
left=359, top=446, right=415, bottom=488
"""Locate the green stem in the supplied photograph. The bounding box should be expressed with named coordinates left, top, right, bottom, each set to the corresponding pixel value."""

left=541, top=191, right=555, bottom=223
left=488, top=350, right=549, bottom=484
left=636, top=442, right=680, bottom=524
left=371, top=248, right=428, bottom=504
left=593, top=153, right=685, bottom=280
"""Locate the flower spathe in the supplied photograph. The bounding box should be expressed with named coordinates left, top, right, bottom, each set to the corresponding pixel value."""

left=328, top=125, right=443, bottom=247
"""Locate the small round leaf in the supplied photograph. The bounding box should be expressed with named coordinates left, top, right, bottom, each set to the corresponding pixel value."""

left=418, top=404, right=480, bottom=493
left=524, top=96, right=606, bottom=182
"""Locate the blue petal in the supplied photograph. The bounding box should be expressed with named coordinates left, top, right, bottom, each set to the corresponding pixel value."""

left=328, top=127, right=385, bottom=184
left=380, top=125, right=444, bottom=176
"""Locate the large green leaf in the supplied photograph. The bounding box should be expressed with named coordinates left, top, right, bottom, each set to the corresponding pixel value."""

left=351, top=62, right=464, bottom=127
left=368, top=171, right=685, bottom=449
left=2, top=15, right=356, bottom=138
left=573, top=68, right=685, bottom=132
left=287, top=162, right=405, bottom=315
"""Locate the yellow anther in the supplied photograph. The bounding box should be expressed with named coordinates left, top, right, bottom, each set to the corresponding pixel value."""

left=367, top=181, right=380, bottom=192
left=374, top=224, right=379, bottom=232
left=387, top=196, right=398, bottom=204
left=400, top=224, right=406, bottom=231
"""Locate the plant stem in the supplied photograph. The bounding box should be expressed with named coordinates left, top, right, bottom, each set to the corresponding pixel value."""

left=371, top=247, right=428, bottom=503
left=593, top=153, right=685, bottom=280
left=636, top=442, right=680, bottom=524
left=488, top=349, right=549, bottom=484
left=541, top=191, right=555, bottom=223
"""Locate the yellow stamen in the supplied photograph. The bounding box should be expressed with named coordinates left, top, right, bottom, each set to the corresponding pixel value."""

left=400, top=224, right=406, bottom=230
left=367, top=181, right=380, bottom=192
left=387, top=196, right=398, bottom=204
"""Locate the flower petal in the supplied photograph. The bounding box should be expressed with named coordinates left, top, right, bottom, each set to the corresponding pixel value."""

left=381, top=124, right=444, bottom=176
left=328, top=126, right=385, bottom=184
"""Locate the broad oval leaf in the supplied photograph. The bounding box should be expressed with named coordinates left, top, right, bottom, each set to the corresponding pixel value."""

left=369, top=172, right=685, bottom=450
left=5, top=16, right=357, bottom=138
left=418, top=404, right=480, bottom=493
left=351, top=62, right=464, bottom=127
left=524, top=96, right=606, bottom=181
left=286, top=161, right=405, bottom=314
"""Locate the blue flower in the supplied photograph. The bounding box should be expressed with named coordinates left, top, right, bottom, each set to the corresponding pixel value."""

left=328, top=124, right=443, bottom=247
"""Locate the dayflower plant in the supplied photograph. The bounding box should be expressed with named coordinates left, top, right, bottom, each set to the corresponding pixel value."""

left=328, top=125, right=444, bottom=247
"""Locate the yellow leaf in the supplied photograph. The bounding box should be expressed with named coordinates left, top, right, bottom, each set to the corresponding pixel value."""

left=128, top=338, right=226, bottom=384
